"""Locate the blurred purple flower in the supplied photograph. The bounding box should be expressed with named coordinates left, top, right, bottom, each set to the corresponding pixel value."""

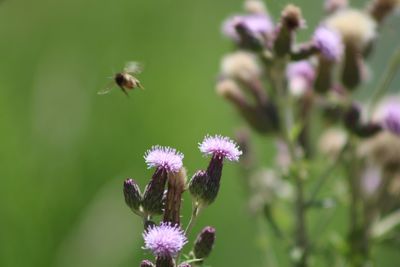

left=199, top=135, right=242, bottom=161
left=373, top=98, right=400, bottom=136
left=143, top=222, right=187, bottom=258
left=222, top=14, right=274, bottom=41
left=383, top=105, right=400, bottom=135
left=313, top=26, right=343, bottom=61
left=286, top=61, right=315, bottom=96
left=144, top=146, right=184, bottom=173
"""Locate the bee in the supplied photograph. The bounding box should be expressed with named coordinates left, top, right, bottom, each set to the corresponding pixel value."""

left=98, top=61, right=144, bottom=97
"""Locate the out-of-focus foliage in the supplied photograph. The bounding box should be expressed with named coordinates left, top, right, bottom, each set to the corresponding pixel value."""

left=0, top=0, right=399, bottom=266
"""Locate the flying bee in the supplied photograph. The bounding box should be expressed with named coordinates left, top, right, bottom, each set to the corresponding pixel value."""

left=98, top=61, right=144, bottom=97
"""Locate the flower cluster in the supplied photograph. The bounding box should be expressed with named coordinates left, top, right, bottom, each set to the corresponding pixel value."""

left=215, top=0, right=400, bottom=266
left=123, top=136, right=240, bottom=266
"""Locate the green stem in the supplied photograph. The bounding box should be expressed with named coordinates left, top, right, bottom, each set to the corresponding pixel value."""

left=185, top=201, right=201, bottom=235
left=369, top=46, right=400, bottom=112
left=307, top=146, right=347, bottom=207
left=272, top=57, right=308, bottom=267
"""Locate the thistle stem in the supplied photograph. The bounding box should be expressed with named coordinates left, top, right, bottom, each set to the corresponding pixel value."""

left=185, top=201, right=201, bottom=235
left=369, top=46, right=400, bottom=112
left=272, top=57, right=309, bottom=267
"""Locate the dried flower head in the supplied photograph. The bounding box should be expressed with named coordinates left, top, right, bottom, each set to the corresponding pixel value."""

left=221, top=51, right=262, bottom=82
left=318, top=128, right=348, bottom=159
left=313, top=26, right=343, bottom=61
left=144, top=146, right=184, bottom=173
left=280, top=4, right=305, bottom=30
left=143, top=222, right=187, bottom=258
left=368, top=0, right=400, bottom=23
left=244, top=0, right=268, bottom=14
left=358, top=132, right=400, bottom=168
left=325, top=9, right=377, bottom=50
left=199, top=135, right=242, bottom=161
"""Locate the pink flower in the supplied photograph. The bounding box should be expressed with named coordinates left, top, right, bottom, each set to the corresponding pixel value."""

left=144, top=146, right=184, bottom=173
left=286, top=61, right=315, bottom=96
left=143, top=222, right=187, bottom=258
left=222, top=14, right=274, bottom=41
left=313, top=26, right=343, bottom=61
left=199, top=135, right=242, bottom=161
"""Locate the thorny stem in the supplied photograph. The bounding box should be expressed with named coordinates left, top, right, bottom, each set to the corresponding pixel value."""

left=369, top=46, right=400, bottom=112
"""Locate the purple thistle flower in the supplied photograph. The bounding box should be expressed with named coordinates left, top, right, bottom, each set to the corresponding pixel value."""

left=313, top=26, right=343, bottom=61
left=143, top=222, right=187, bottom=258
left=382, top=104, right=400, bottom=135
left=286, top=61, right=315, bottom=96
left=287, top=61, right=315, bottom=82
left=222, top=14, right=274, bottom=41
left=199, top=135, right=242, bottom=161
left=144, top=146, right=184, bottom=173
left=373, top=98, right=400, bottom=136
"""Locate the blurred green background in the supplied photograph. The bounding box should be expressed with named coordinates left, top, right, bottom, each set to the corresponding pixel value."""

left=0, top=0, right=399, bottom=266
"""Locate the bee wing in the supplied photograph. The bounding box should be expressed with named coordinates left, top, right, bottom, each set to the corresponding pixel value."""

left=124, top=61, right=143, bottom=75
left=97, top=80, right=115, bottom=95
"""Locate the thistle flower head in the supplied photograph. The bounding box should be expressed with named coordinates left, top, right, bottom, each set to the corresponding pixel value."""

left=325, top=9, right=377, bottom=50
left=244, top=0, right=268, bottom=15
left=143, top=222, right=187, bottom=258
left=199, top=135, right=242, bottom=161
left=144, top=146, right=184, bottom=173
left=221, top=51, right=262, bottom=82
left=313, top=26, right=343, bottom=61
left=373, top=96, right=400, bottom=135
left=287, top=61, right=315, bottom=81
left=222, top=14, right=274, bottom=41
left=286, top=61, right=315, bottom=97
left=280, top=4, right=305, bottom=30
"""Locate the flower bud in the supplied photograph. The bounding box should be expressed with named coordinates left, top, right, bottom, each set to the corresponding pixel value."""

left=274, top=4, right=305, bottom=57
left=188, top=170, right=214, bottom=205
left=325, top=9, right=377, bottom=53
left=163, top=168, right=187, bottom=225
left=123, top=178, right=142, bottom=212
left=194, top=226, right=216, bottom=260
left=140, top=260, right=155, bottom=267
left=178, top=264, right=191, bottom=267
left=367, top=0, right=400, bottom=23
left=324, top=0, right=348, bottom=14
left=142, top=168, right=168, bottom=215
